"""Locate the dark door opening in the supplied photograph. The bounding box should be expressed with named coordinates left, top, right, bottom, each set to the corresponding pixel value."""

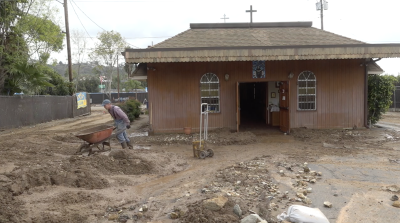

left=239, top=82, right=270, bottom=130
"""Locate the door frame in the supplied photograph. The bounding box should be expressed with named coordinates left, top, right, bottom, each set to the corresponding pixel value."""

left=236, top=81, right=270, bottom=132
left=236, top=82, right=240, bottom=132
left=278, top=81, right=290, bottom=133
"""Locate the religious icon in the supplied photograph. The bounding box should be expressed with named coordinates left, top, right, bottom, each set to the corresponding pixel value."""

left=252, top=61, right=265, bottom=78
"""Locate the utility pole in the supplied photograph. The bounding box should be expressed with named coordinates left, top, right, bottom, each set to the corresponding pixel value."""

left=316, top=0, right=328, bottom=30
left=320, top=0, right=323, bottom=30
left=117, top=54, right=120, bottom=100
left=63, top=0, right=73, bottom=82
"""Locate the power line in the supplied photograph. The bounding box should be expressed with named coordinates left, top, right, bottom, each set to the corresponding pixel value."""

left=73, top=0, right=236, bottom=2
left=72, top=36, right=172, bottom=39
left=68, top=0, right=140, bottom=48
left=69, top=0, right=106, bottom=31
left=126, top=43, right=140, bottom=48
left=126, top=36, right=172, bottom=39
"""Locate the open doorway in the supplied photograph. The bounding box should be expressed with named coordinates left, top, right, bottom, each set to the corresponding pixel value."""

left=238, top=82, right=280, bottom=132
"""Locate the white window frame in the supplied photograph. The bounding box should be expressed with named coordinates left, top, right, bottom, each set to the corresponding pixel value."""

left=297, top=71, right=316, bottom=110
left=200, top=73, right=220, bottom=113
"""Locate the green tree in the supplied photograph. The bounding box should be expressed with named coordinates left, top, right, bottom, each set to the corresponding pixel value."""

left=368, top=74, right=396, bottom=125
left=125, top=79, right=143, bottom=92
left=139, top=80, right=147, bottom=88
left=90, top=30, right=128, bottom=97
left=77, top=77, right=99, bottom=93
left=125, top=79, right=144, bottom=100
left=0, top=0, right=28, bottom=93
left=4, top=61, right=53, bottom=95
left=17, top=14, right=64, bottom=60
left=38, top=66, right=74, bottom=96
left=111, top=66, right=128, bottom=90
left=0, top=0, right=64, bottom=94
left=124, top=61, right=134, bottom=77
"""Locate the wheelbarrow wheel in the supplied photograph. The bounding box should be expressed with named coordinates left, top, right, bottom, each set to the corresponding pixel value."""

left=207, top=149, right=214, bottom=157
left=199, top=151, right=207, bottom=159
left=76, top=143, right=87, bottom=154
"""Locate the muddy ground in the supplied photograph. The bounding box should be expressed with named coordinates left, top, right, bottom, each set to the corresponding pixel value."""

left=1, top=108, right=400, bottom=223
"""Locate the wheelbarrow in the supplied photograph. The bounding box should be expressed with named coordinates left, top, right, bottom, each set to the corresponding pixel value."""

left=75, top=125, right=115, bottom=156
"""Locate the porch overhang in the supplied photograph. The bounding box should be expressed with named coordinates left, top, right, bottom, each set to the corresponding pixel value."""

left=367, top=61, right=385, bottom=75
left=124, top=44, right=400, bottom=63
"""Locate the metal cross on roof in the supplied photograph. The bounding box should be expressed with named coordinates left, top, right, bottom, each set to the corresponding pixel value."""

left=221, top=14, right=229, bottom=23
left=246, top=5, right=257, bottom=23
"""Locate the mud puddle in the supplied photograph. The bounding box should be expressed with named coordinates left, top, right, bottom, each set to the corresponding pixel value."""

left=133, top=145, right=151, bottom=150
left=130, top=132, right=148, bottom=137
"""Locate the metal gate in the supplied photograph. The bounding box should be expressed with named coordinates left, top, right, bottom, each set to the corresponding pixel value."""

left=390, top=86, right=400, bottom=111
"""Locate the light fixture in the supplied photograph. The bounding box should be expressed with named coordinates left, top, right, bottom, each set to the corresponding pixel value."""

left=288, top=72, right=294, bottom=79
left=225, top=74, right=229, bottom=81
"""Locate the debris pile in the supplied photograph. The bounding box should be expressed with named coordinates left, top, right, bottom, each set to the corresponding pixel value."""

left=182, top=157, right=325, bottom=223
left=133, top=129, right=257, bottom=146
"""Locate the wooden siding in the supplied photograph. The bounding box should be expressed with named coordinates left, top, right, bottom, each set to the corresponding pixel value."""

left=147, top=59, right=365, bottom=133
left=288, top=59, right=365, bottom=128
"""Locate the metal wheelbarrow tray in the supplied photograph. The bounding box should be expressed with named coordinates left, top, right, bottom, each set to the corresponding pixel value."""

left=75, top=125, right=114, bottom=155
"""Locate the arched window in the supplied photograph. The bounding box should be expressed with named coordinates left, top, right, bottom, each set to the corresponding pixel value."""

left=200, top=73, right=220, bottom=112
left=298, top=71, right=316, bottom=110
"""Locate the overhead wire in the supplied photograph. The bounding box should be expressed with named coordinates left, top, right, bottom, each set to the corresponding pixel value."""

left=74, top=0, right=186, bottom=2
left=69, top=0, right=106, bottom=31
left=126, top=43, right=140, bottom=48
left=69, top=0, right=95, bottom=41
left=71, top=36, right=172, bottom=39
left=73, top=0, right=230, bottom=2
left=68, top=0, right=140, bottom=48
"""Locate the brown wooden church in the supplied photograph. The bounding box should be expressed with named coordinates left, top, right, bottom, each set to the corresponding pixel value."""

left=123, top=21, right=400, bottom=134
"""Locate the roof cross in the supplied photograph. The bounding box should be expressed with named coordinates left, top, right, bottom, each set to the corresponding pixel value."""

left=221, top=14, right=229, bottom=23
left=246, top=5, right=257, bottom=23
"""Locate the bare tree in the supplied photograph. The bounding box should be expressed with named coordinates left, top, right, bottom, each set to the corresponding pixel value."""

left=71, top=29, right=87, bottom=90
left=90, top=30, right=127, bottom=98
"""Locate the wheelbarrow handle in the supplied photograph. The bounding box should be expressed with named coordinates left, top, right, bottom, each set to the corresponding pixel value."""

left=113, top=128, right=126, bottom=136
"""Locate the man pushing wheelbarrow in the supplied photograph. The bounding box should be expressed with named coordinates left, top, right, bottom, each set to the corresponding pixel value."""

left=102, top=99, right=133, bottom=149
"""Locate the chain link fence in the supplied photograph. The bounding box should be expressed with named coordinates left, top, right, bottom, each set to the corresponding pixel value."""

left=389, top=86, right=400, bottom=111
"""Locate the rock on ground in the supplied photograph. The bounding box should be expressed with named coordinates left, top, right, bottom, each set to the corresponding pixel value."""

left=203, top=196, right=228, bottom=211
left=240, top=214, right=267, bottom=223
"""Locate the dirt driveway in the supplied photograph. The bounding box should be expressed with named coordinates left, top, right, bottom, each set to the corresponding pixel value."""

left=1, top=109, right=400, bottom=223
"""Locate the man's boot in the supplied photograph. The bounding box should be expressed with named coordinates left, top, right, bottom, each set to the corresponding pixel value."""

left=121, top=142, right=128, bottom=149
left=126, top=141, right=133, bottom=149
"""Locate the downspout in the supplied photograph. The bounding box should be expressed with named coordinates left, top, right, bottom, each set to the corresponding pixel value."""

left=364, top=59, right=368, bottom=128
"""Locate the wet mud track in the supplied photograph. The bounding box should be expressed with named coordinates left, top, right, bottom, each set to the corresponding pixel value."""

left=1, top=111, right=400, bottom=222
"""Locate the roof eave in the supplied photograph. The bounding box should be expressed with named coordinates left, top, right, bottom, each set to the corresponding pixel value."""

left=125, top=43, right=400, bottom=53
left=124, top=44, right=400, bottom=63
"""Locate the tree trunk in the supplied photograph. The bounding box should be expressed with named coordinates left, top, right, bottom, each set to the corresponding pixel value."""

left=0, top=68, right=7, bottom=94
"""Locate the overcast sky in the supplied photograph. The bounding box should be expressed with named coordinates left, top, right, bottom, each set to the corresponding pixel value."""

left=54, top=0, right=400, bottom=75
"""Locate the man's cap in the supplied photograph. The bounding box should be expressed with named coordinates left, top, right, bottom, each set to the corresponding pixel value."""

left=102, top=99, right=111, bottom=106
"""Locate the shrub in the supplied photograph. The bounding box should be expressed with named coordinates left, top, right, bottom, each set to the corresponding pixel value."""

left=117, top=99, right=141, bottom=122
left=368, top=74, right=396, bottom=125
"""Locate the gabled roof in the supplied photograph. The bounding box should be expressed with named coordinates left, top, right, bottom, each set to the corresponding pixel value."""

left=124, top=22, right=400, bottom=63
left=153, top=22, right=364, bottom=48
